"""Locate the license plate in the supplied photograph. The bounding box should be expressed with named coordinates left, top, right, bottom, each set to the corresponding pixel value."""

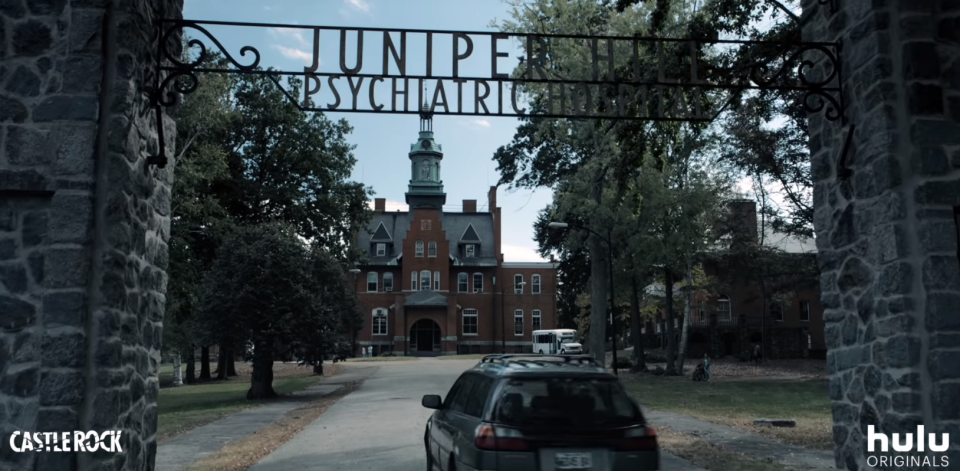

left=555, top=452, right=593, bottom=469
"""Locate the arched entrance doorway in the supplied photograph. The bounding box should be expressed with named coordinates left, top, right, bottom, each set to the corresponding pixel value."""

left=410, top=319, right=442, bottom=355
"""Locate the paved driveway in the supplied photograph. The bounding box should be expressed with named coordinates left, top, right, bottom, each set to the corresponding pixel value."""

left=248, top=358, right=704, bottom=471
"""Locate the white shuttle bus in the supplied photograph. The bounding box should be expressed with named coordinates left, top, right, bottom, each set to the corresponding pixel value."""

left=532, top=329, right=583, bottom=355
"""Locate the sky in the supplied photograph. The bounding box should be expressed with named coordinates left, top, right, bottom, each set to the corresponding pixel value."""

left=181, top=0, right=553, bottom=262
left=178, top=0, right=800, bottom=263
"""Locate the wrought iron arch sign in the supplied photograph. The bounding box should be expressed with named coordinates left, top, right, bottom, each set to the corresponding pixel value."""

left=148, top=17, right=850, bottom=175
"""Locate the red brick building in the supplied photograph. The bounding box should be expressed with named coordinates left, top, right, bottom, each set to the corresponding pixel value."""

left=351, top=110, right=558, bottom=356
left=643, top=200, right=826, bottom=359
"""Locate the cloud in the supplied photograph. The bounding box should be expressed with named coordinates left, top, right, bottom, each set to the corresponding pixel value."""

left=501, top=244, right=547, bottom=263
left=344, top=0, right=371, bottom=12
left=274, top=45, right=313, bottom=62
left=264, top=5, right=272, bottom=10
left=269, top=27, right=308, bottom=47
left=473, top=119, right=491, bottom=128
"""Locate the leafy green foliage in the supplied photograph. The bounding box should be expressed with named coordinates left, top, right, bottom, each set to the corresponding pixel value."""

left=197, top=223, right=361, bottom=399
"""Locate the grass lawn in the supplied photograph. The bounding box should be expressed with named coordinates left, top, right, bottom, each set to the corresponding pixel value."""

left=157, top=367, right=323, bottom=440
left=623, top=375, right=833, bottom=450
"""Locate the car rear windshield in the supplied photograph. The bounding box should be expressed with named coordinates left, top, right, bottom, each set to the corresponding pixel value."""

left=493, top=377, right=643, bottom=427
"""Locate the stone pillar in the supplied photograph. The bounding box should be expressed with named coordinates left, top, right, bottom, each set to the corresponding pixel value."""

left=0, top=0, right=183, bottom=470
left=802, top=0, right=960, bottom=469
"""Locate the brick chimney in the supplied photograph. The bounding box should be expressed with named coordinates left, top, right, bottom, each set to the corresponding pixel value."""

left=463, top=200, right=477, bottom=212
left=727, top=199, right=758, bottom=243
left=487, top=186, right=497, bottom=213
left=374, top=198, right=386, bottom=212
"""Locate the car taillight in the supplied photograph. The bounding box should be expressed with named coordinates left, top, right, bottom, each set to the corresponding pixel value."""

left=474, top=424, right=530, bottom=451
left=617, top=425, right=658, bottom=451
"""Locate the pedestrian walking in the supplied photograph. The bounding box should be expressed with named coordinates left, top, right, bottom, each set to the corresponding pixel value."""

left=753, top=344, right=761, bottom=364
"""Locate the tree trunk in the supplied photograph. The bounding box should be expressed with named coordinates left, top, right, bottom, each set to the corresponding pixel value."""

left=677, top=255, right=694, bottom=374
left=172, top=353, right=183, bottom=387
left=588, top=174, right=608, bottom=367
left=199, top=345, right=211, bottom=380
left=216, top=344, right=227, bottom=380
left=664, top=267, right=677, bottom=374
left=629, top=274, right=646, bottom=372
left=185, top=348, right=196, bottom=384
left=760, top=277, right=767, bottom=363
left=247, top=340, right=277, bottom=400
left=227, top=347, right=238, bottom=376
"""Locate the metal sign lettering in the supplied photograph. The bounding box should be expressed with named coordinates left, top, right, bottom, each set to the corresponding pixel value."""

left=154, top=20, right=843, bottom=123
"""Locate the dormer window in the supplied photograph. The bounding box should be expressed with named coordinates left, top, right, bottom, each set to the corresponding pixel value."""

left=376, top=243, right=386, bottom=256
left=416, top=240, right=424, bottom=257
left=465, top=244, right=475, bottom=258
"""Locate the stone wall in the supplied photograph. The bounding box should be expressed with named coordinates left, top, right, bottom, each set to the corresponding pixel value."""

left=0, top=0, right=182, bottom=470
left=802, top=0, right=960, bottom=469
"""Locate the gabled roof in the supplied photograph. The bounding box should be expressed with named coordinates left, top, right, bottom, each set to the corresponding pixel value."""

left=371, top=222, right=392, bottom=241
left=459, top=224, right=481, bottom=243
left=356, top=211, right=497, bottom=263
left=403, top=290, right=448, bottom=307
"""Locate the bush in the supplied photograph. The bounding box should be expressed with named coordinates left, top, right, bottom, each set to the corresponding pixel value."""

left=613, top=358, right=633, bottom=369
left=380, top=351, right=396, bottom=357
left=645, top=352, right=667, bottom=363
left=651, top=365, right=665, bottom=376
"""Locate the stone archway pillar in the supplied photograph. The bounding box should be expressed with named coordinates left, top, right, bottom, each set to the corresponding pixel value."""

left=802, top=0, right=960, bottom=468
left=0, top=1, right=183, bottom=470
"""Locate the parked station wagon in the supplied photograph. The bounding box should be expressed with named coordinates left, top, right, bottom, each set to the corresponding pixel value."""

left=422, top=354, right=659, bottom=471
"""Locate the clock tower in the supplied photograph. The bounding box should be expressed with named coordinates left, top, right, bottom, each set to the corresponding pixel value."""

left=405, top=102, right=446, bottom=210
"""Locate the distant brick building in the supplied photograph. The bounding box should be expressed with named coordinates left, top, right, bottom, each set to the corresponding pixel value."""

left=352, top=108, right=557, bottom=356
left=644, top=200, right=826, bottom=360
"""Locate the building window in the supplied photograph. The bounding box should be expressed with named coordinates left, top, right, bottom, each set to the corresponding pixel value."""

left=415, top=241, right=424, bottom=257
left=514, top=310, right=524, bottom=335
left=372, top=308, right=388, bottom=335
left=800, top=301, right=810, bottom=322
left=383, top=273, right=394, bottom=292
left=420, top=270, right=431, bottom=291
left=532, top=309, right=541, bottom=331
left=473, top=273, right=483, bottom=293
left=411, top=271, right=418, bottom=290
left=532, top=274, right=541, bottom=294
left=465, top=244, right=475, bottom=257
left=772, top=302, right=783, bottom=321
left=376, top=243, right=386, bottom=256
left=458, top=273, right=468, bottom=292
left=717, top=295, right=731, bottom=320
left=428, top=240, right=437, bottom=257
left=434, top=271, right=440, bottom=290
left=514, top=274, right=524, bottom=294
left=463, top=309, right=478, bottom=335
left=367, top=272, right=378, bottom=292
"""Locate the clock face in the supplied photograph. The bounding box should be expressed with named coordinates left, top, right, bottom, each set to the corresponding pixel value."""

left=422, top=140, right=431, bottom=149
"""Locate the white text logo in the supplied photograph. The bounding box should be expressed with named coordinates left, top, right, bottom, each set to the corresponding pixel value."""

left=866, top=425, right=949, bottom=468
left=7, top=431, right=123, bottom=453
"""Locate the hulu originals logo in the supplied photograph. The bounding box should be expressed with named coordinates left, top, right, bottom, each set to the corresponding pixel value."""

left=866, top=425, right=950, bottom=468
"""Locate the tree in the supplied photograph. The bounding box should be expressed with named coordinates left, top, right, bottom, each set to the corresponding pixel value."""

left=493, top=0, right=660, bottom=365
left=292, top=245, right=363, bottom=375
left=188, top=69, right=372, bottom=374
left=164, top=52, right=236, bottom=383
left=199, top=223, right=361, bottom=399
left=616, top=0, right=813, bottom=238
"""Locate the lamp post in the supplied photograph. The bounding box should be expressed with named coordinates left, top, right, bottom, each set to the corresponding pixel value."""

left=548, top=222, right=618, bottom=376
left=349, top=268, right=361, bottom=357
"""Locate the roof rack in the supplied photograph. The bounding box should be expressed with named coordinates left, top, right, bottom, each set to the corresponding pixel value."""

left=480, top=354, right=601, bottom=367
